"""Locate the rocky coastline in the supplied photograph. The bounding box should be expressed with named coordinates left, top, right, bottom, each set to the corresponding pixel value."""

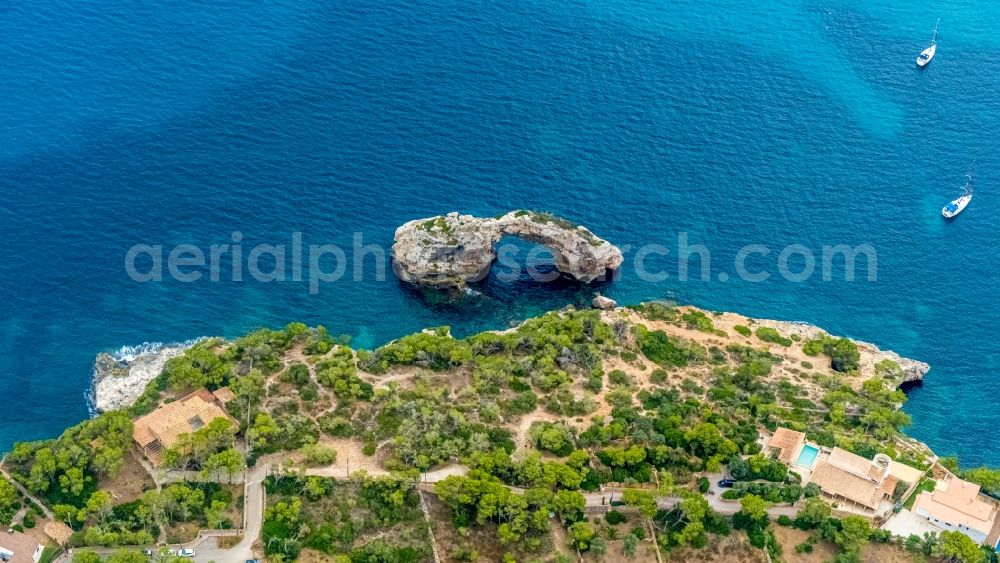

left=750, top=316, right=930, bottom=384
left=90, top=343, right=194, bottom=412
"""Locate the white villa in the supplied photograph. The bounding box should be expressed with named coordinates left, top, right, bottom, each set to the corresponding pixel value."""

left=913, top=474, right=1000, bottom=547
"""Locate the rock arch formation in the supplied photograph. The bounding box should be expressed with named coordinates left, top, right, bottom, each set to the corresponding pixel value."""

left=391, top=211, right=623, bottom=289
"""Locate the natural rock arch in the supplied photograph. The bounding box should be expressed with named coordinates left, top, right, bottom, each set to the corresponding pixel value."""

left=391, top=211, right=623, bottom=289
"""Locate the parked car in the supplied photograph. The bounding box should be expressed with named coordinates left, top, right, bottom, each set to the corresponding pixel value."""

left=246, top=560, right=260, bottom=563
left=717, top=478, right=736, bottom=488
left=142, top=550, right=154, bottom=556
left=178, top=549, right=196, bottom=557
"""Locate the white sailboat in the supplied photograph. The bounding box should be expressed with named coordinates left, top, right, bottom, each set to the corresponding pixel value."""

left=917, top=19, right=940, bottom=67
left=942, top=167, right=974, bottom=219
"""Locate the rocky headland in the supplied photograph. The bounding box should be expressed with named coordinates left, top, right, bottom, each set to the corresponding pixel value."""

left=750, top=316, right=931, bottom=383
left=391, top=210, right=624, bottom=289
left=91, top=343, right=193, bottom=412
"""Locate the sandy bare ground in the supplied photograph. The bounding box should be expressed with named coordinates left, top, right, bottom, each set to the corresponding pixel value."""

left=99, top=449, right=156, bottom=502
left=773, top=525, right=941, bottom=563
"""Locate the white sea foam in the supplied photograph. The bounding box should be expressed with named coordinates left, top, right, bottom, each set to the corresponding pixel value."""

left=111, top=341, right=166, bottom=362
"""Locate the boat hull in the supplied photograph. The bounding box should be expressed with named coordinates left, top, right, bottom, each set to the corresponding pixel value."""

left=942, top=195, right=971, bottom=218
left=917, top=45, right=936, bottom=67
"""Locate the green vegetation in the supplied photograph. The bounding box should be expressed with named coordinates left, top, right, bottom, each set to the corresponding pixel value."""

left=733, top=325, right=752, bottom=337
left=755, top=327, right=793, bottom=347
left=0, top=475, right=20, bottom=524
left=264, top=474, right=429, bottom=561
left=731, top=495, right=779, bottom=557
left=57, top=482, right=237, bottom=547
left=903, top=477, right=935, bottom=509
left=720, top=482, right=802, bottom=504
left=6, top=411, right=133, bottom=508
left=629, top=301, right=678, bottom=322
left=652, top=493, right=730, bottom=552
left=419, top=216, right=453, bottom=235
left=803, top=335, right=860, bottom=372
left=938, top=530, right=988, bottom=563
left=635, top=326, right=706, bottom=368
left=681, top=310, right=715, bottom=333
left=361, top=327, right=472, bottom=374
left=6, top=304, right=960, bottom=561
left=727, top=454, right=787, bottom=482
left=162, top=418, right=239, bottom=471
left=38, top=547, right=60, bottom=563
left=435, top=472, right=557, bottom=548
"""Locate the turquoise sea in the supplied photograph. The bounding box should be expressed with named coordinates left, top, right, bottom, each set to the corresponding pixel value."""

left=2, top=0, right=1000, bottom=464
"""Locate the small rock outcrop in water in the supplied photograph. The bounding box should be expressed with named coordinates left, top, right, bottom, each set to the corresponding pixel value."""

left=592, top=294, right=618, bottom=310
left=92, top=344, right=192, bottom=412
left=392, top=211, right=624, bottom=288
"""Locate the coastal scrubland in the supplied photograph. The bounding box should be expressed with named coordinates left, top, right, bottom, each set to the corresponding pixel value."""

left=3, top=303, right=998, bottom=562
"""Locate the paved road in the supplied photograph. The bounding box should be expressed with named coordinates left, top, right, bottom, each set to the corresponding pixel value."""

left=53, top=463, right=802, bottom=563
left=193, top=466, right=266, bottom=563
left=702, top=471, right=802, bottom=518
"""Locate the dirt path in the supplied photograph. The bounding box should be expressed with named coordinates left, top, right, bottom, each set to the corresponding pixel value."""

left=0, top=465, right=53, bottom=519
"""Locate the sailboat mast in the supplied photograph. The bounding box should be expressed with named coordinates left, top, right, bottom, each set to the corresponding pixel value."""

left=932, top=18, right=940, bottom=44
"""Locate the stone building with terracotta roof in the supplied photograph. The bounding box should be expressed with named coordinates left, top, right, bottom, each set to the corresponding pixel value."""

left=808, top=448, right=896, bottom=513
left=132, top=388, right=235, bottom=465
left=766, top=427, right=806, bottom=464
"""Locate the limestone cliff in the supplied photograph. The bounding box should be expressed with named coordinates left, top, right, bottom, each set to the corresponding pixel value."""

left=91, top=343, right=192, bottom=412
left=391, top=211, right=624, bottom=288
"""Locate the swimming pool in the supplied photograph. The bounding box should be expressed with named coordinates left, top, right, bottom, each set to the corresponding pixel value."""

left=796, top=444, right=820, bottom=468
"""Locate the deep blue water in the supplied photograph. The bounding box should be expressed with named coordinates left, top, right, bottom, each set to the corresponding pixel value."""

left=2, top=0, right=1000, bottom=464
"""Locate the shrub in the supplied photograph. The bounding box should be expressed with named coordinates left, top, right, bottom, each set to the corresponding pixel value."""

left=755, top=327, right=793, bottom=347
left=505, top=390, right=538, bottom=414
left=776, top=515, right=793, bottom=527
left=633, top=302, right=677, bottom=321
left=608, top=370, right=629, bottom=386
left=728, top=454, right=787, bottom=482
left=368, top=329, right=473, bottom=373
left=584, top=376, right=603, bottom=393
left=697, top=476, right=710, bottom=493
left=802, top=338, right=825, bottom=356
left=682, top=311, right=715, bottom=333
left=734, top=325, right=752, bottom=337
left=636, top=327, right=704, bottom=368
left=825, top=338, right=860, bottom=372
left=451, top=547, right=478, bottom=561
left=802, top=336, right=860, bottom=372
left=605, top=511, right=627, bottom=525
left=299, top=444, right=337, bottom=466
left=650, top=369, right=668, bottom=384
left=282, top=363, right=311, bottom=385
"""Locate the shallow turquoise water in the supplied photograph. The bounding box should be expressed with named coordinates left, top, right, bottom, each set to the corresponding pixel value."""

left=1, top=0, right=1000, bottom=464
